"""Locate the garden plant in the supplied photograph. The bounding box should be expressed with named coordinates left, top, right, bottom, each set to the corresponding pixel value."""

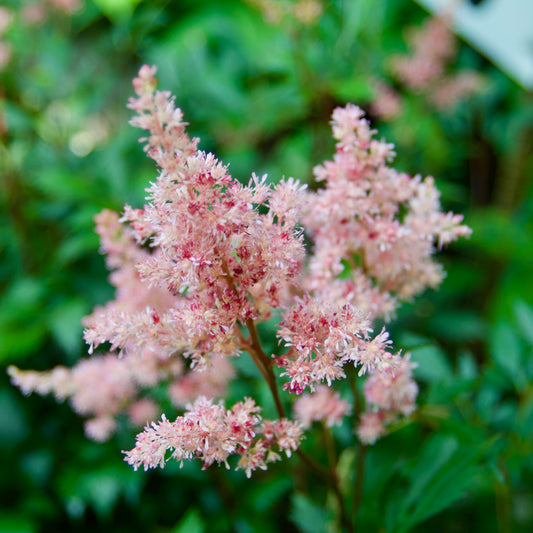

left=2, top=1, right=533, bottom=532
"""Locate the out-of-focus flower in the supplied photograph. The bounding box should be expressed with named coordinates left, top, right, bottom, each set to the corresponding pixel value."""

left=294, top=385, right=350, bottom=428
left=357, top=356, right=418, bottom=444
left=246, top=0, right=322, bottom=26
left=371, top=80, right=402, bottom=120
left=390, top=15, right=485, bottom=110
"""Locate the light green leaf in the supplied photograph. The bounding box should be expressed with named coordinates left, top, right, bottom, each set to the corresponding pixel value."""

left=172, top=508, right=205, bottom=533
left=490, top=321, right=524, bottom=389
left=47, top=299, right=87, bottom=357
left=92, top=0, right=141, bottom=20
left=409, top=344, right=453, bottom=382
left=392, top=435, right=496, bottom=533
left=513, top=300, right=533, bottom=346
left=457, top=350, right=479, bottom=379
left=0, top=514, right=36, bottom=533
left=336, top=447, right=357, bottom=495
left=290, top=493, right=331, bottom=533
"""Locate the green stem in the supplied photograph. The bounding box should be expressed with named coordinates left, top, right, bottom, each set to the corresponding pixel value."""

left=353, top=444, right=367, bottom=522
left=322, top=424, right=337, bottom=471
left=222, top=261, right=352, bottom=531
left=245, top=318, right=286, bottom=419
left=349, top=369, right=367, bottom=525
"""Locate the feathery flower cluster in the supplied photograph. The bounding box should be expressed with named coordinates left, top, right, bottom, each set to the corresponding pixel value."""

left=8, top=354, right=157, bottom=441
left=124, top=396, right=302, bottom=479
left=277, top=297, right=399, bottom=394
left=370, top=80, right=402, bottom=121
left=294, top=385, right=350, bottom=429
left=10, top=65, right=471, bottom=475
left=8, top=208, right=235, bottom=441
left=390, top=15, right=484, bottom=110
left=303, top=104, right=471, bottom=320
left=357, top=357, right=418, bottom=445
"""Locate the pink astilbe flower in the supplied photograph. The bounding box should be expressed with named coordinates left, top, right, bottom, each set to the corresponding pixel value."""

left=8, top=351, right=178, bottom=441
left=431, top=70, right=485, bottom=110
left=128, top=398, right=160, bottom=427
left=357, top=356, right=418, bottom=445
left=85, top=415, right=117, bottom=442
left=9, top=65, right=471, bottom=477
left=363, top=356, right=418, bottom=415
left=124, top=396, right=302, bottom=477
left=47, top=0, right=84, bottom=14
left=246, top=0, right=323, bottom=26
left=357, top=411, right=387, bottom=445
left=107, top=65, right=307, bottom=369
left=390, top=15, right=484, bottom=109
left=303, top=103, right=471, bottom=318
left=168, top=355, right=236, bottom=407
left=392, top=16, right=455, bottom=91
left=277, top=297, right=401, bottom=394
left=370, top=80, right=402, bottom=121
left=83, top=209, right=185, bottom=358
left=294, top=385, right=350, bottom=428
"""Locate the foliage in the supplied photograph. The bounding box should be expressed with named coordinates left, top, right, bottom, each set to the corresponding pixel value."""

left=1, top=0, right=532, bottom=532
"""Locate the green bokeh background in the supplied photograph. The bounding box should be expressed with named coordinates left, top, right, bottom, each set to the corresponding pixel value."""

left=1, top=0, right=532, bottom=531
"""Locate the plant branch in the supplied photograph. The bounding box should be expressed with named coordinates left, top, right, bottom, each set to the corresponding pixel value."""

left=221, top=259, right=352, bottom=531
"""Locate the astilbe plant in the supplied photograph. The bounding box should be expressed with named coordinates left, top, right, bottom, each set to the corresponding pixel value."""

left=9, top=65, right=470, bottom=524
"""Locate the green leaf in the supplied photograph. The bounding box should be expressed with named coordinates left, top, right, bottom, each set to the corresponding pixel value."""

left=428, top=311, right=487, bottom=343
left=468, top=209, right=533, bottom=261
left=336, top=447, right=357, bottom=495
left=490, top=321, right=524, bottom=389
left=290, top=493, right=331, bottom=533
left=331, top=78, right=373, bottom=103
left=513, top=300, right=533, bottom=346
left=392, top=435, right=496, bottom=532
left=59, top=465, right=143, bottom=519
left=400, top=435, right=459, bottom=513
left=457, top=350, right=479, bottom=379
left=172, top=508, right=205, bottom=533
left=0, top=514, right=36, bottom=533
left=92, top=0, right=141, bottom=20
left=0, top=279, right=48, bottom=361
left=47, top=299, right=87, bottom=357
left=409, top=344, right=453, bottom=383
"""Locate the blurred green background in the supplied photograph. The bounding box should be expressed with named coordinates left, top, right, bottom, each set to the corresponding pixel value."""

left=1, top=0, right=532, bottom=531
